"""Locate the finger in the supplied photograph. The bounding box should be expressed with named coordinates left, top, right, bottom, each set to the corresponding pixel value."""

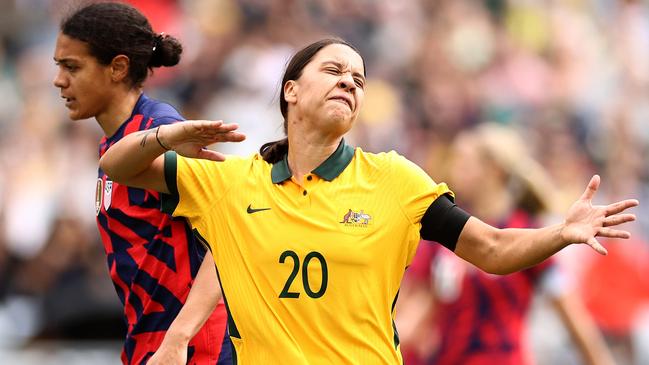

left=214, top=131, right=246, bottom=143
left=196, top=149, right=227, bottom=162
left=209, top=122, right=240, bottom=133
left=199, top=124, right=242, bottom=139
left=197, top=119, right=223, bottom=128
left=189, top=120, right=223, bottom=131
left=597, top=227, right=631, bottom=239
left=603, top=213, right=636, bottom=227
left=586, top=237, right=607, bottom=255
left=579, top=174, right=600, bottom=202
left=192, top=120, right=233, bottom=135
left=605, top=199, right=639, bottom=216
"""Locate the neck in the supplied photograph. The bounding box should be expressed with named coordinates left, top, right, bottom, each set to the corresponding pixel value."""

left=95, top=88, right=142, bottom=137
left=286, top=117, right=343, bottom=183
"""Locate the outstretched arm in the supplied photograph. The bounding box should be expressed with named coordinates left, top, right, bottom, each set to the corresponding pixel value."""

left=454, top=175, right=638, bottom=274
left=99, top=120, right=245, bottom=192
left=147, top=253, right=223, bottom=365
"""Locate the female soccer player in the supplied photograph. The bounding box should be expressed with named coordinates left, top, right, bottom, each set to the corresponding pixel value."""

left=52, top=3, right=230, bottom=364
left=99, top=38, right=638, bottom=364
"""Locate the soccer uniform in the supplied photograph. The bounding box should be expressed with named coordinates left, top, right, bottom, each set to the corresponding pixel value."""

left=96, top=94, right=230, bottom=365
left=407, top=210, right=555, bottom=365
left=162, top=140, right=453, bottom=364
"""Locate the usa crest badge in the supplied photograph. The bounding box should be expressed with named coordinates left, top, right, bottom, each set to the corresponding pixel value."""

left=103, top=179, right=113, bottom=211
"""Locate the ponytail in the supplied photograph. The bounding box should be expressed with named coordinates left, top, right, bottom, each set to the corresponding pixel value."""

left=260, top=138, right=289, bottom=164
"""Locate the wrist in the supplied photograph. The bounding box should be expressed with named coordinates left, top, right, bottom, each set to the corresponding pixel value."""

left=156, top=125, right=172, bottom=151
left=163, top=327, right=192, bottom=346
left=556, top=222, right=571, bottom=247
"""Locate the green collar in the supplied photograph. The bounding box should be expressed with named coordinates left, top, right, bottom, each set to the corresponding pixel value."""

left=271, top=139, right=355, bottom=184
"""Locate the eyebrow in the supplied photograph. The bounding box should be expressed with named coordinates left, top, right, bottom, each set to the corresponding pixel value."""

left=53, top=57, right=77, bottom=65
left=322, top=61, right=366, bottom=81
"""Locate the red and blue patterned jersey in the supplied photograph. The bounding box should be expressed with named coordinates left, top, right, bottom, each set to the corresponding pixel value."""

left=96, top=94, right=230, bottom=365
left=408, top=210, right=554, bottom=365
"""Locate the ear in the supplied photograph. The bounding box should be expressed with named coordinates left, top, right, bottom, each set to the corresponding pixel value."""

left=110, top=55, right=130, bottom=83
left=284, top=80, right=298, bottom=105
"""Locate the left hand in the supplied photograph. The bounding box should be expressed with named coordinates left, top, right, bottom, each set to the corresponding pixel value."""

left=146, top=336, right=188, bottom=365
left=561, top=175, right=639, bottom=254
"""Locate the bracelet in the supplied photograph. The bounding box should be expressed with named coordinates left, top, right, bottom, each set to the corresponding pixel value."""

left=156, top=126, right=172, bottom=151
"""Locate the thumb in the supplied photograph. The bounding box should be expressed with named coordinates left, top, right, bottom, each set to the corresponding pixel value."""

left=579, top=175, right=600, bottom=202
left=587, top=237, right=608, bottom=255
left=196, top=148, right=227, bottom=162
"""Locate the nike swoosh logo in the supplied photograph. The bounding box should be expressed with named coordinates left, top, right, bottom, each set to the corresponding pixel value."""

left=247, top=204, right=271, bottom=214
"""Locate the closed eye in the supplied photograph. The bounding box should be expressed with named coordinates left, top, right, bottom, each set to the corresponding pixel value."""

left=324, top=67, right=341, bottom=75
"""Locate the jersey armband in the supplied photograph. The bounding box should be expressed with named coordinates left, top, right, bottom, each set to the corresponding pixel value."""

left=420, top=194, right=471, bottom=251
left=160, top=151, right=179, bottom=215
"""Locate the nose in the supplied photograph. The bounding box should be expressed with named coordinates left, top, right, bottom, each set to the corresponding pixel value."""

left=338, top=74, right=356, bottom=92
left=53, top=70, right=67, bottom=89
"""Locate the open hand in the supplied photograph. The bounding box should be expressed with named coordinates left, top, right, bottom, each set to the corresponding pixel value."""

left=561, top=175, right=638, bottom=255
left=158, top=120, right=246, bottom=161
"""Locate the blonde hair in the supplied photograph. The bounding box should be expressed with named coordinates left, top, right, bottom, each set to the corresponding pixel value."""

left=471, top=123, right=557, bottom=215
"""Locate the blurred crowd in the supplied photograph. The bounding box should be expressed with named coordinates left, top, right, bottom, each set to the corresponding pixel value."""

left=0, top=0, right=648, bottom=364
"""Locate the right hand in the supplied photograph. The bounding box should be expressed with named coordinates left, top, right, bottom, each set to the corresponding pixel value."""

left=158, top=120, right=246, bottom=161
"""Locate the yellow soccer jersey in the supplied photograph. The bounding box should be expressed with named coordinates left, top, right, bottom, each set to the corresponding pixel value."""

left=162, top=140, right=452, bottom=364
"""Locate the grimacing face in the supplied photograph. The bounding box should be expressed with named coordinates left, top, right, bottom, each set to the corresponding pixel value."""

left=53, top=33, right=115, bottom=121
left=284, top=44, right=366, bottom=135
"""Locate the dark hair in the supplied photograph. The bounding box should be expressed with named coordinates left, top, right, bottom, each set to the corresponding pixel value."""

left=260, top=38, right=365, bottom=163
left=60, top=2, right=182, bottom=87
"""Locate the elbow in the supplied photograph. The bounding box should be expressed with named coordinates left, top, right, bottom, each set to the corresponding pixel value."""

left=476, top=253, right=511, bottom=276
left=479, top=256, right=516, bottom=275
left=472, top=231, right=515, bottom=275
left=99, top=153, right=123, bottom=183
left=98, top=155, right=109, bottom=174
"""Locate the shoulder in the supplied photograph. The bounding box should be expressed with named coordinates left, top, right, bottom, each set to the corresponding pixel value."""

left=354, top=148, right=421, bottom=175
left=138, top=95, right=184, bottom=126
left=177, top=152, right=262, bottom=171
left=351, top=148, right=399, bottom=168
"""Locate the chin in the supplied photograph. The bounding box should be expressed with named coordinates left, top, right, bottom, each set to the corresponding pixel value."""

left=68, top=110, right=92, bottom=121
left=327, top=107, right=352, bottom=122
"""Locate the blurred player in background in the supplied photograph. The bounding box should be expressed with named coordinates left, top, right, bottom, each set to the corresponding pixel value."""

left=397, top=123, right=615, bottom=365
left=52, top=2, right=229, bottom=364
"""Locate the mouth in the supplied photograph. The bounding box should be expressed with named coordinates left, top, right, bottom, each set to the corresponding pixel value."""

left=328, top=96, right=353, bottom=111
left=61, top=95, right=75, bottom=108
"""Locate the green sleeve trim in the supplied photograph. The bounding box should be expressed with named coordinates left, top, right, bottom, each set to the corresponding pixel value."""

left=161, top=151, right=179, bottom=214
left=391, top=289, right=400, bottom=349
left=193, top=229, right=241, bottom=340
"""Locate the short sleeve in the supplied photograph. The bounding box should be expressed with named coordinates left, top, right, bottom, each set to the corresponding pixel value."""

left=388, top=152, right=453, bottom=224
left=151, top=115, right=182, bottom=127
left=161, top=152, right=239, bottom=225
left=147, top=100, right=184, bottom=127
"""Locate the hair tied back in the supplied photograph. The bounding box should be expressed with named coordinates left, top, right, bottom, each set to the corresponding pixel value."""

left=152, top=32, right=165, bottom=52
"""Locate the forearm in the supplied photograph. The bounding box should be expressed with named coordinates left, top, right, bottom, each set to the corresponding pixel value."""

left=489, top=224, right=568, bottom=274
left=164, top=253, right=222, bottom=344
left=99, top=127, right=168, bottom=191
left=456, top=218, right=569, bottom=275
